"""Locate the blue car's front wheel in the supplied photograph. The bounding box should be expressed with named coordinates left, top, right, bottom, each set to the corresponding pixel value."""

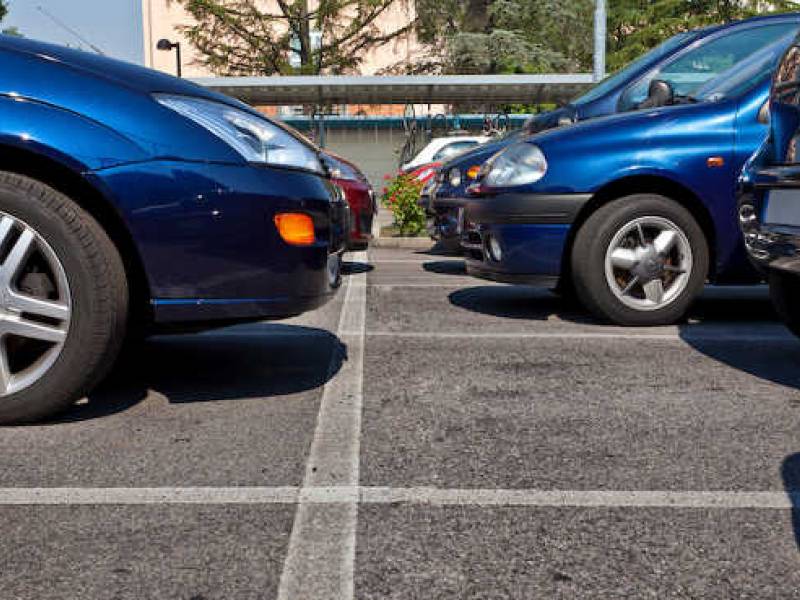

left=0, top=172, right=129, bottom=424
left=571, top=194, right=709, bottom=326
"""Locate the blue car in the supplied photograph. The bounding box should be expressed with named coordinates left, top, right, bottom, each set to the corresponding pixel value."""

left=0, top=36, right=348, bottom=423
left=739, top=32, right=800, bottom=336
left=463, top=35, right=795, bottom=327
left=429, top=13, right=800, bottom=243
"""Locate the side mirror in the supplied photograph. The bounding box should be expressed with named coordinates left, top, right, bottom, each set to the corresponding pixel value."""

left=640, top=79, right=675, bottom=109
left=758, top=101, right=770, bottom=125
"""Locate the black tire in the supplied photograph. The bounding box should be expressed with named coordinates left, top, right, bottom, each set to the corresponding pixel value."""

left=0, top=172, right=128, bottom=424
left=769, top=270, right=800, bottom=338
left=571, top=194, right=709, bottom=326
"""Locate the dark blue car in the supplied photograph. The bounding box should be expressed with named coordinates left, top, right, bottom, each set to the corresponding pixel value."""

left=739, top=32, right=800, bottom=336
left=0, top=36, right=348, bottom=423
left=463, top=35, right=795, bottom=327
left=429, top=13, right=800, bottom=243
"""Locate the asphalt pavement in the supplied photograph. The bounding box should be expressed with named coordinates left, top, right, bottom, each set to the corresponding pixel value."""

left=1, top=245, right=799, bottom=599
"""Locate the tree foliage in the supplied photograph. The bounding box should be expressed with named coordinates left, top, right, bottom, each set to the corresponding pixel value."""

left=178, top=0, right=800, bottom=77
left=607, top=0, right=799, bottom=71
left=414, top=0, right=800, bottom=75
left=175, top=0, right=415, bottom=75
left=0, top=2, right=19, bottom=37
left=414, top=0, right=594, bottom=74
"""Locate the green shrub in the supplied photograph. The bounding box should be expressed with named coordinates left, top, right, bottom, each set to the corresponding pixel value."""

left=381, top=172, right=426, bottom=236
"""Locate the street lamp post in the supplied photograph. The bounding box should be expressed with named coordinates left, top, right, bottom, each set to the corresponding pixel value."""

left=157, top=38, right=182, bottom=78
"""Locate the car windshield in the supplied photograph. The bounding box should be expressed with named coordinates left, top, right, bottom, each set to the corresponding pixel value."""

left=572, top=31, right=696, bottom=105
left=693, top=32, right=796, bottom=102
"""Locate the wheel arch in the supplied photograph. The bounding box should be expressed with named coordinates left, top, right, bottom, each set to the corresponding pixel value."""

left=562, top=174, right=717, bottom=281
left=0, top=143, right=152, bottom=326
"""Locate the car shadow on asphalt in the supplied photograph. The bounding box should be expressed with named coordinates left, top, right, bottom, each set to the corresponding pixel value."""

left=53, top=324, right=345, bottom=423
left=448, top=284, right=785, bottom=327
left=447, top=285, right=597, bottom=324
left=343, top=261, right=374, bottom=275
left=411, top=242, right=459, bottom=257
left=422, top=260, right=467, bottom=276
left=782, top=454, right=800, bottom=552
left=679, top=288, right=800, bottom=390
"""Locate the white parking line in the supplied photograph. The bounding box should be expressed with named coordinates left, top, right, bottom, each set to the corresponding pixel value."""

left=364, top=259, right=447, bottom=264
left=0, top=486, right=794, bottom=509
left=341, top=329, right=797, bottom=342
left=359, top=283, right=478, bottom=288
left=194, top=325, right=795, bottom=343
left=277, top=250, right=368, bottom=600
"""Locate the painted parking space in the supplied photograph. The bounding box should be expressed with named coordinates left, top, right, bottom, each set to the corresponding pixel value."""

left=356, top=505, right=800, bottom=599
left=0, top=245, right=798, bottom=598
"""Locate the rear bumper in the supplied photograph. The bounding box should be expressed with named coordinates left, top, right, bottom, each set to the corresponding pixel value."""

left=739, top=181, right=800, bottom=276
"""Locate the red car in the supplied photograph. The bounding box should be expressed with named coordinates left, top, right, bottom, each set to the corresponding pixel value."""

left=405, top=161, right=441, bottom=184
left=323, top=152, right=376, bottom=250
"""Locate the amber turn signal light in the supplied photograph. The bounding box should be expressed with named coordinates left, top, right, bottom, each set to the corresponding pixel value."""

left=466, top=165, right=481, bottom=180
left=707, top=156, right=725, bottom=168
left=274, top=213, right=315, bottom=246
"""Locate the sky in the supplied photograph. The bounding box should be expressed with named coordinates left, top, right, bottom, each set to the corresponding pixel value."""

left=3, top=0, right=143, bottom=64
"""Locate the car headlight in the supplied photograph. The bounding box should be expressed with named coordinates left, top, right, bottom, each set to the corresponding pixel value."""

left=155, top=94, right=323, bottom=173
left=448, top=167, right=462, bottom=188
left=324, top=156, right=362, bottom=181
left=484, top=143, right=547, bottom=188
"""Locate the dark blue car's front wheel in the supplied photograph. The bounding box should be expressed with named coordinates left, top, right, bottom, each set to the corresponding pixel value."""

left=571, top=194, right=709, bottom=326
left=0, top=172, right=128, bottom=423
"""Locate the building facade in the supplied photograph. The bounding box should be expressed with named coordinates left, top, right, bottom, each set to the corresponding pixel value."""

left=141, top=0, right=419, bottom=80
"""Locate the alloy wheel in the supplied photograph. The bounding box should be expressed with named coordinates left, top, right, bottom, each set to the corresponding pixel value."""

left=603, top=216, right=693, bottom=312
left=0, top=212, right=71, bottom=396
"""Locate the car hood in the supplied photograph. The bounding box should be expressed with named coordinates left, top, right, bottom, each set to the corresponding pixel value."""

left=437, top=107, right=579, bottom=172
left=524, top=106, right=577, bottom=134
left=439, top=131, right=523, bottom=171
left=528, top=100, right=730, bottom=151
left=0, top=35, right=320, bottom=165
left=0, top=35, right=244, bottom=108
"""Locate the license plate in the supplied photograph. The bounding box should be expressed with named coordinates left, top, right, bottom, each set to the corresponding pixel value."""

left=764, top=189, right=800, bottom=226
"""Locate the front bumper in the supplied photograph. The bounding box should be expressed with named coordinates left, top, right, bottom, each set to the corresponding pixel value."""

left=92, top=160, right=349, bottom=326
left=462, top=192, right=591, bottom=284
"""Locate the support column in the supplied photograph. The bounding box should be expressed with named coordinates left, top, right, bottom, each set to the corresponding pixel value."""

left=594, top=0, right=607, bottom=82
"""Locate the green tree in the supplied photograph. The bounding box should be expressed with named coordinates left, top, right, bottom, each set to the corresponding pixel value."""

left=608, top=0, right=798, bottom=71
left=414, top=0, right=594, bottom=74
left=0, top=1, right=21, bottom=37
left=175, top=0, right=415, bottom=75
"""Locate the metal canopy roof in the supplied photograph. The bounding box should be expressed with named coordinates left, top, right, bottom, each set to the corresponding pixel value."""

left=192, top=74, right=594, bottom=106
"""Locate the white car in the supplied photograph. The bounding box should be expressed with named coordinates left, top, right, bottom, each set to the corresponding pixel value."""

left=402, top=136, right=490, bottom=172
